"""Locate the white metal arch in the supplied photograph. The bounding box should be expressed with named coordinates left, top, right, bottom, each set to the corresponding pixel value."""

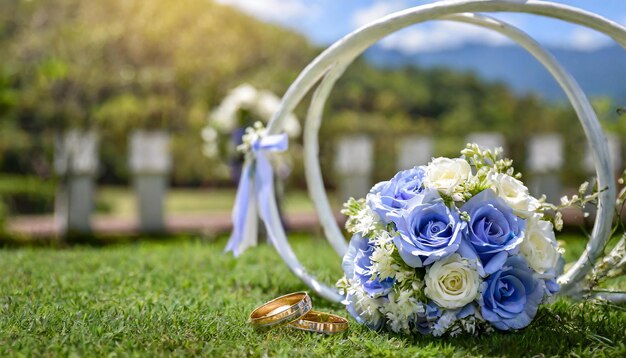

left=260, top=1, right=626, bottom=302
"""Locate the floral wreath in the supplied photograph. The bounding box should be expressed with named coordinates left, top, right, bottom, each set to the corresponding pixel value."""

left=201, top=84, right=300, bottom=160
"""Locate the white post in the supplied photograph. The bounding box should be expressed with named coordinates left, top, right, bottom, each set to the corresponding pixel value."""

left=466, top=132, right=506, bottom=153
left=334, top=135, right=373, bottom=203
left=397, top=136, right=433, bottom=171
left=54, top=130, right=99, bottom=234
left=129, top=130, right=171, bottom=233
left=527, top=134, right=563, bottom=203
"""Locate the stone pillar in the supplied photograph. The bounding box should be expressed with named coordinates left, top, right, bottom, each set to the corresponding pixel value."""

left=466, top=132, right=506, bottom=153
left=129, top=130, right=171, bottom=233
left=527, top=134, right=563, bottom=203
left=334, top=136, right=373, bottom=203
left=54, top=130, right=99, bottom=234
left=397, top=136, right=433, bottom=171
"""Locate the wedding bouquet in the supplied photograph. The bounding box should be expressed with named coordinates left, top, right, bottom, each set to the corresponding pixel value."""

left=337, top=144, right=563, bottom=336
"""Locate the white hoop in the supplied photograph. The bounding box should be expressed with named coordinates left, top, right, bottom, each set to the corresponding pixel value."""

left=265, top=1, right=626, bottom=302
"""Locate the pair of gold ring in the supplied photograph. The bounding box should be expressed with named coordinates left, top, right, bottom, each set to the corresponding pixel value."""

left=248, top=292, right=348, bottom=334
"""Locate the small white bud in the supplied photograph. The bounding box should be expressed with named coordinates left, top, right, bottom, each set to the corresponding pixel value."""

left=579, top=181, right=589, bottom=193
left=554, top=212, right=564, bottom=231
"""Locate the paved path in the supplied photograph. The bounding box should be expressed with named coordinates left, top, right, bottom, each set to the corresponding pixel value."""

left=6, top=212, right=339, bottom=237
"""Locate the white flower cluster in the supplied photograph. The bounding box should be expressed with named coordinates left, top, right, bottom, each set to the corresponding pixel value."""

left=342, top=199, right=382, bottom=238
left=236, top=122, right=266, bottom=155
left=381, top=290, right=423, bottom=333
left=337, top=277, right=385, bottom=327
left=337, top=144, right=564, bottom=336
left=369, top=233, right=398, bottom=280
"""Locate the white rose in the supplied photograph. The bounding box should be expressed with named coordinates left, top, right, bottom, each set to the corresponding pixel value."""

left=488, top=172, right=539, bottom=218
left=520, top=218, right=560, bottom=274
left=424, top=158, right=471, bottom=196
left=424, top=254, right=481, bottom=309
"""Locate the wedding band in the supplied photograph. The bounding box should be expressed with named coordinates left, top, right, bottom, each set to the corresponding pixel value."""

left=289, top=310, right=349, bottom=334
left=249, top=292, right=312, bottom=329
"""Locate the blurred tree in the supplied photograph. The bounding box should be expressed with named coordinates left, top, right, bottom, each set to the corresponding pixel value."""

left=1, top=0, right=315, bottom=184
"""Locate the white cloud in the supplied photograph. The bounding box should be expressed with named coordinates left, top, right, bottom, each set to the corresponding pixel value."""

left=351, top=1, right=524, bottom=53
left=568, top=28, right=612, bottom=51
left=215, top=0, right=315, bottom=24
left=379, top=21, right=511, bottom=53
left=352, top=0, right=408, bottom=28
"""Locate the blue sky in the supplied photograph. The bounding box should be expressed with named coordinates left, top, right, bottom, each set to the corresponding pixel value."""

left=216, top=0, right=626, bottom=52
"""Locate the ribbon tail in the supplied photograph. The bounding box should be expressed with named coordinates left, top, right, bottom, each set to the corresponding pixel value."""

left=255, top=153, right=279, bottom=248
left=225, top=162, right=256, bottom=256
left=239, top=185, right=258, bottom=253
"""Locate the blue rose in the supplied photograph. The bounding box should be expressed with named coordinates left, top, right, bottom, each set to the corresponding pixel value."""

left=388, top=190, right=464, bottom=268
left=480, top=255, right=545, bottom=330
left=410, top=301, right=441, bottom=335
left=342, top=233, right=394, bottom=297
left=544, top=278, right=560, bottom=295
left=367, top=167, right=425, bottom=224
left=461, top=189, right=525, bottom=274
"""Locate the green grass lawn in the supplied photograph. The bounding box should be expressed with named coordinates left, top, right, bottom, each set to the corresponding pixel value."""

left=96, top=187, right=335, bottom=216
left=0, top=235, right=625, bottom=357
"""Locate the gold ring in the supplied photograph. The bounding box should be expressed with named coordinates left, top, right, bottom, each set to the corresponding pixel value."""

left=288, top=310, right=349, bottom=334
left=249, top=292, right=312, bottom=329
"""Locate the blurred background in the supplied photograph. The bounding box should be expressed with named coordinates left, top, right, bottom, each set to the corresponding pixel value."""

left=1, top=0, right=625, bottom=241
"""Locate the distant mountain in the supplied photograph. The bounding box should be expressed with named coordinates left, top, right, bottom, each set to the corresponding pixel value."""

left=365, top=44, right=626, bottom=102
